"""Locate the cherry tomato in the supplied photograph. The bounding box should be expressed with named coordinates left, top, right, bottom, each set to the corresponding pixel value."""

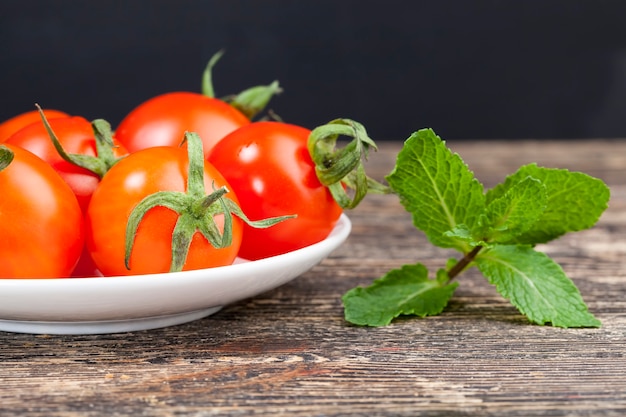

left=5, top=116, right=128, bottom=212
left=0, top=144, right=84, bottom=278
left=86, top=142, right=243, bottom=276
left=207, top=121, right=343, bottom=260
left=6, top=115, right=128, bottom=278
left=0, top=109, right=69, bottom=143
left=114, top=92, right=250, bottom=157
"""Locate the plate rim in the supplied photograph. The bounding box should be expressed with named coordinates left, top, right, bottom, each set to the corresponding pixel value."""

left=0, top=214, right=351, bottom=334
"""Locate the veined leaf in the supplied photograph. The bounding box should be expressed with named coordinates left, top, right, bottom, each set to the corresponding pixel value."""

left=486, top=164, right=610, bottom=244
left=386, top=129, right=485, bottom=251
left=342, top=263, right=458, bottom=327
left=478, top=176, right=547, bottom=243
left=475, top=245, right=601, bottom=328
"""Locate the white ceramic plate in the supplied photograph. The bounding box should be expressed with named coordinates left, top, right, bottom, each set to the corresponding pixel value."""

left=0, top=214, right=351, bottom=335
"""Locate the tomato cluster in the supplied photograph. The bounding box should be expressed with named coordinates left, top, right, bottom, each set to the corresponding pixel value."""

left=0, top=54, right=386, bottom=279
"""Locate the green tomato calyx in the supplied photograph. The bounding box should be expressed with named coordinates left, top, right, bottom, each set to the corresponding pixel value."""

left=0, top=145, right=15, bottom=172
left=124, top=132, right=294, bottom=273
left=36, top=104, right=124, bottom=178
left=308, top=118, right=392, bottom=209
left=201, top=50, right=282, bottom=120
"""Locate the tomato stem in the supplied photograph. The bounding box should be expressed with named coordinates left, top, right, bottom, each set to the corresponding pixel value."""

left=124, top=132, right=294, bottom=272
left=191, top=186, right=228, bottom=217
left=170, top=213, right=200, bottom=273
left=183, top=132, right=208, bottom=197
left=0, top=145, right=14, bottom=172
left=35, top=104, right=123, bottom=178
left=308, top=119, right=392, bottom=209
left=201, top=50, right=282, bottom=120
left=201, top=49, right=225, bottom=98
left=223, top=80, right=283, bottom=120
left=91, top=119, right=125, bottom=171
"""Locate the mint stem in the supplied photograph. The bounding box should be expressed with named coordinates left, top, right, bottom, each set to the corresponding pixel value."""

left=448, top=245, right=483, bottom=280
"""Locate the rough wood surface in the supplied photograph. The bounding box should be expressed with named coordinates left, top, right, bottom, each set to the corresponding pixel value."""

left=1, top=140, right=624, bottom=416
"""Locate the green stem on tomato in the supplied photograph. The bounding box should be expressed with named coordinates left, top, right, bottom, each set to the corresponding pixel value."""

left=0, top=145, right=14, bottom=172
left=201, top=49, right=225, bottom=98
left=91, top=119, right=125, bottom=171
left=201, top=50, right=282, bottom=120
left=124, top=132, right=294, bottom=272
left=224, top=80, right=283, bottom=120
left=308, top=118, right=392, bottom=209
left=35, top=104, right=124, bottom=178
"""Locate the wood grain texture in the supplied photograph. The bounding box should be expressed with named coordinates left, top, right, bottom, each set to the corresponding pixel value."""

left=0, top=139, right=624, bottom=416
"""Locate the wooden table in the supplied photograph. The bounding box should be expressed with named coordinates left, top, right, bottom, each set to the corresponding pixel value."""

left=1, top=139, right=625, bottom=416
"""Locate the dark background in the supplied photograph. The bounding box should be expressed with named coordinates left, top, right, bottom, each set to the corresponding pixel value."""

left=2, top=0, right=626, bottom=140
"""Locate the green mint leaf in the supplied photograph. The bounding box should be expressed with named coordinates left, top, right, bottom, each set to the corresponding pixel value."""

left=444, top=224, right=482, bottom=247
left=476, top=176, right=547, bottom=243
left=386, top=129, right=485, bottom=251
left=342, top=263, right=459, bottom=327
left=343, top=128, right=607, bottom=329
left=475, top=245, right=601, bottom=328
left=486, top=164, right=610, bottom=244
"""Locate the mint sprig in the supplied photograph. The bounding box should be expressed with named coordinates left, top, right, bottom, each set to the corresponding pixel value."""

left=342, top=129, right=610, bottom=328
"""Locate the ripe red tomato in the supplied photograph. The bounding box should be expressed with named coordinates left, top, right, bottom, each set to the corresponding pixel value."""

left=6, top=115, right=128, bottom=278
left=0, top=144, right=84, bottom=278
left=0, top=109, right=69, bottom=143
left=207, top=121, right=343, bottom=260
left=114, top=92, right=250, bottom=157
left=5, top=116, right=128, bottom=212
left=86, top=140, right=243, bottom=276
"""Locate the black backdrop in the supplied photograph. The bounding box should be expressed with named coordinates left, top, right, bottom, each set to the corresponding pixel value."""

left=3, top=0, right=626, bottom=140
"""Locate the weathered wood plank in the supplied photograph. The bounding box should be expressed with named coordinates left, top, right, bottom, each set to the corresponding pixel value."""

left=0, top=140, right=624, bottom=416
